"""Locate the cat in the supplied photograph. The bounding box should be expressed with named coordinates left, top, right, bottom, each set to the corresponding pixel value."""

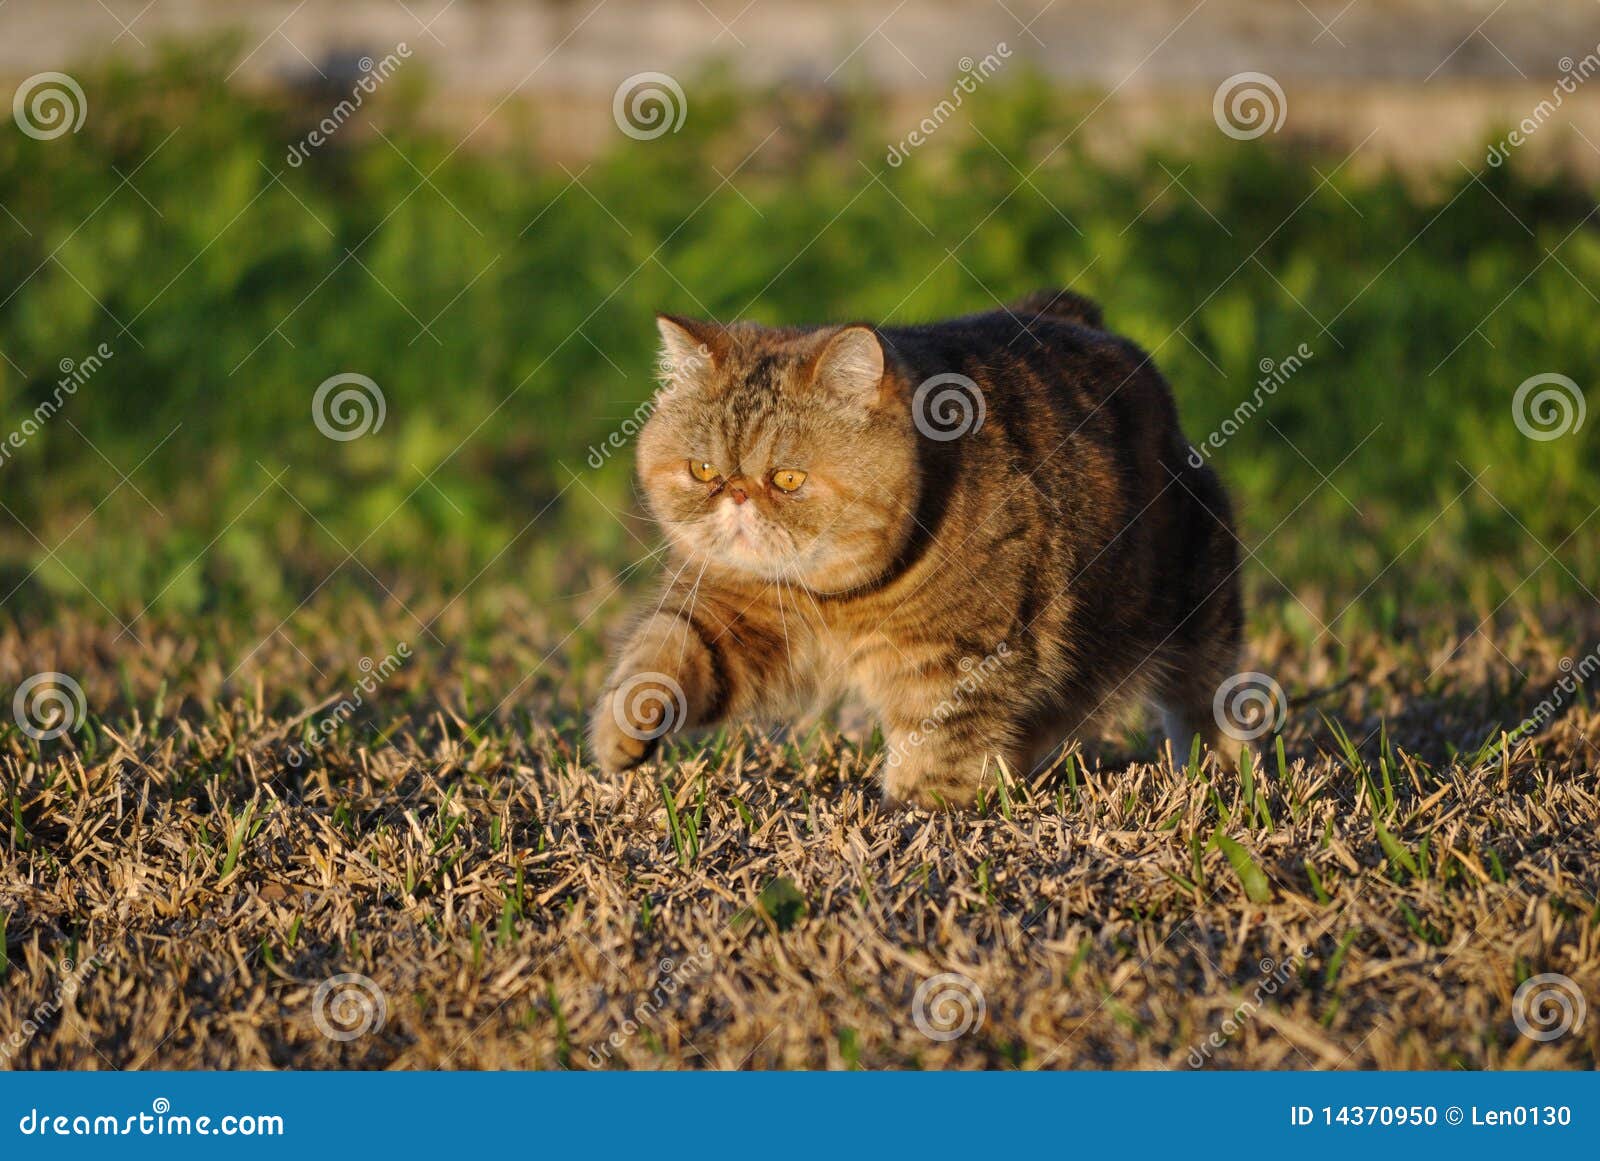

left=589, top=290, right=1244, bottom=808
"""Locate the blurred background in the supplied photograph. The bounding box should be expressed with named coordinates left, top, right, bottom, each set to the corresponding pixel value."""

left=1, top=0, right=1597, bottom=647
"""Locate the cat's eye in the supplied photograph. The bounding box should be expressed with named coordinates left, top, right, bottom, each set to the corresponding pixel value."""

left=771, top=469, right=807, bottom=492
left=688, top=460, right=720, bottom=482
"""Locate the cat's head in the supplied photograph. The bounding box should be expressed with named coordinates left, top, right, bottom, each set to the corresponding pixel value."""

left=636, top=315, right=920, bottom=593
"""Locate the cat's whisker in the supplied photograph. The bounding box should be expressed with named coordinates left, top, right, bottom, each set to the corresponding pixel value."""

left=772, top=577, right=800, bottom=686
left=674, top=552, right=713, bottom=670
left=793, top=575, right=829, bottom=627
left=645, top=545, right=702, bottom=626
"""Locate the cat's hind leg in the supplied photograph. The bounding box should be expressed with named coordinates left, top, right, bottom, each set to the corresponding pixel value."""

left=1152, top=627, right=1250, bottom=774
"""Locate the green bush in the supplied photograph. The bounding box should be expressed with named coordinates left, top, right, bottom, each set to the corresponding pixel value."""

left=1, top=48, right=1595, bottom=628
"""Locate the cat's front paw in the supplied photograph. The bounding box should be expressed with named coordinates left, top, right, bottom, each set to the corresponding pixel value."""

left=589, top=699, right=657, bottom=774
left=588, top=671, right=688, bottom=775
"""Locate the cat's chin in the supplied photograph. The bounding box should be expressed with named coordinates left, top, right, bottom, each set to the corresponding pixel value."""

left=705, top=550, right=795, bottom=584
left=664, top=524, right=797, bottom=583
left=662, top=527, right=882, bottom=593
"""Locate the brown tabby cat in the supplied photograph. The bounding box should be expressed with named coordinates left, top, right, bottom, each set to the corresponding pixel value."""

left=589, top=290, right=1243, bottom=808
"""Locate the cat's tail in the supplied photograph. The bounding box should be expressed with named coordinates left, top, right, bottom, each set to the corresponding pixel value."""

left=1009, top=288, right=1104, bottom=330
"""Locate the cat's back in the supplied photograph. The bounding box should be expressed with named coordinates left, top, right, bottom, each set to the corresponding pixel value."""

left=880, top=295, right=1168, bottom=420
left=879, top=295, right=1181, bottom=467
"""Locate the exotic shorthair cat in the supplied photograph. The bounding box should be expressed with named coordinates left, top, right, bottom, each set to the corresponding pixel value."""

left=590, top=290, right=1243, bottom=808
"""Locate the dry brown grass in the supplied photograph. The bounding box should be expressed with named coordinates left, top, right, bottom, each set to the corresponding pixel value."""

left=2, top=589, right=1597, bottom=1070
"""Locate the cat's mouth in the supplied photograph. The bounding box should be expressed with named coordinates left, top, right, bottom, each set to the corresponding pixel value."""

left=684, top=503, right=803, bottom=576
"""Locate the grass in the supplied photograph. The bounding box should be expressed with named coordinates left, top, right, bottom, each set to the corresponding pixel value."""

left=1, top=589, right=1597, bottom=1068
left=0, top=48, right=1597, bottom=630
left=0, top=50, right=1597, bottom=1070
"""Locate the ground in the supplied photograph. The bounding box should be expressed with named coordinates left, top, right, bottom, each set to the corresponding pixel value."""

left=2, top=589, right=1596, bottom=1070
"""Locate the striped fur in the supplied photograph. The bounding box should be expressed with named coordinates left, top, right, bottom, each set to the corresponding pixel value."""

left=589, top=294, right=1244, bottom=808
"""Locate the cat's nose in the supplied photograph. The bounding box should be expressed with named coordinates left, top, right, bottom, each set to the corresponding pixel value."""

left=729, top=486, right=748, bottom=505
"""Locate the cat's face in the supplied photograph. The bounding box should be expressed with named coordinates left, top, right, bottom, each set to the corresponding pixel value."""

left=637, top=317, right=920, bottom=593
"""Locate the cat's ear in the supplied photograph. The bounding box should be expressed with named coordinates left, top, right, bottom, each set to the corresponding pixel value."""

left=810, top=326, right=885, bottom=407
left=655, top=314, right=723, bottom=389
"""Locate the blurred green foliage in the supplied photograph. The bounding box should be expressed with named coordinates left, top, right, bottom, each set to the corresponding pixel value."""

left=1, top=46, right=1596, bottom=632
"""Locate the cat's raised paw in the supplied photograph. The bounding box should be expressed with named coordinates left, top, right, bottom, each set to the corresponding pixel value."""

left=588, top=694, right=656, bottom=774
left=588, top=673, right=685, bottom=774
